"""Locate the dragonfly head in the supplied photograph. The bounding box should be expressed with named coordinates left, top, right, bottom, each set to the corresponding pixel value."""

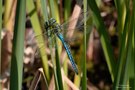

left=49, top=18, right=56, bottom=25
left=44, top=18, right=57, bottom=29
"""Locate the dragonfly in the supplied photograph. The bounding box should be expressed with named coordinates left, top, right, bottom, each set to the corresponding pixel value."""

left=44, top=18, right=79, bottom=74
left=35, top=11, right=91, bottom=74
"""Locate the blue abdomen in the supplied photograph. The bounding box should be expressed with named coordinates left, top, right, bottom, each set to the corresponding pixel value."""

left=56, top=33, right=78, bottom=74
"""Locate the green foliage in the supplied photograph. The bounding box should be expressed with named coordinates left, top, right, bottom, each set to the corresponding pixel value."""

left=3, top=0, right=134, bottom=90
left=88, top=0, right=134, bottom=90
left=26, top=0, right=50, bottom=83
left=113, top=0, right=135, bottom=89
left=10, top=0, right=26, bottom=90
left=81, top=0, right=87, bottom=90
left=87, top=0, right=116, bottom=80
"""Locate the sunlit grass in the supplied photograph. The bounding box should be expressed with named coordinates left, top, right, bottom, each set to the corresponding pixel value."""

left=1, top=0, right=134, bottom=90
left=10, top=0, right=26, bottom=90
left=26, top=0, right=50, bottom=83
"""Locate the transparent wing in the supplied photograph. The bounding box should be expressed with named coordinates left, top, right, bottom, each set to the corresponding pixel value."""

left=60, top=10, right=91, bottom=34
left=34, top=33, right=57, bottom=58
left=34, top=10, right=92, bottom=48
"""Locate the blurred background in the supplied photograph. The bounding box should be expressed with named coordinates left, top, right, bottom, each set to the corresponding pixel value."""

left=0, top=0, right=134, bottom=90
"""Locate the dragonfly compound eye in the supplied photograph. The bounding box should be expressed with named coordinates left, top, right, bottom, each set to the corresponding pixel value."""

left=49, top=18, right=56, bottom=25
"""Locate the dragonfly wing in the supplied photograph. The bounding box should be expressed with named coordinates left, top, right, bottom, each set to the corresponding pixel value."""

left=60, top=10, right=91, bottom=34
left=34, top=10, right=92, bottom=49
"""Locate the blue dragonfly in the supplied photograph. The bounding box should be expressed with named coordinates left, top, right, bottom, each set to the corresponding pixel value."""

left=35, top=11, right=91, bottom=74
left=44, top=18, right=79, bottom=74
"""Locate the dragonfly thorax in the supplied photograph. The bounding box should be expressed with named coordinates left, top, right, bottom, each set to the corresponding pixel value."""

left=44, top=18, right=62, bottom=37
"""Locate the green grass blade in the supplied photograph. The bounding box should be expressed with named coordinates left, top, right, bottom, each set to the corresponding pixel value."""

left=112, top=7, right=129, bottom=90
left=124, top=27, right=134, bottom=89
left=124, top=32, right=133, bottom=89
left=48, top=0, right=63, bottom=90
left=40, top=0, right=48, bottom=20
left=122, top=17, right=133, bottom=87
left=81, top=0, right=87, bottom=90
left=49, top=0, right=60, bottom=22
left=114, top=0, right=126, bottom=38
left=129, top=1, right=135, bottom=89
left=112, top=0, right=135, bottom=89
left=120, top=22, right=133, bottom=88
left=87, top=0, right=116, bottom=81
left=129, top=51, right=134, bottom=90
left=129, top=31, right=134, bottom=90
left=26, top=0, right=50, bottom=82
left=132, top=5, right=135, bottom=88
left=55, top=41, right=64, bottom=90
left=41, top=0, right=59, bottom=90
left=132, top=1, right=135, bottom=89
left=113, top=1, right=134, bottom=89
left=64, top=0, right=71, bottom=21
left=3, top=0, right=12, bottom=28
left=10, top=0, right=26, bottom=90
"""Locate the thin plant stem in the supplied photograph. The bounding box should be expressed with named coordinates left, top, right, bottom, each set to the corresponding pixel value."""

left=81, top=0, right=87, bottom=90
